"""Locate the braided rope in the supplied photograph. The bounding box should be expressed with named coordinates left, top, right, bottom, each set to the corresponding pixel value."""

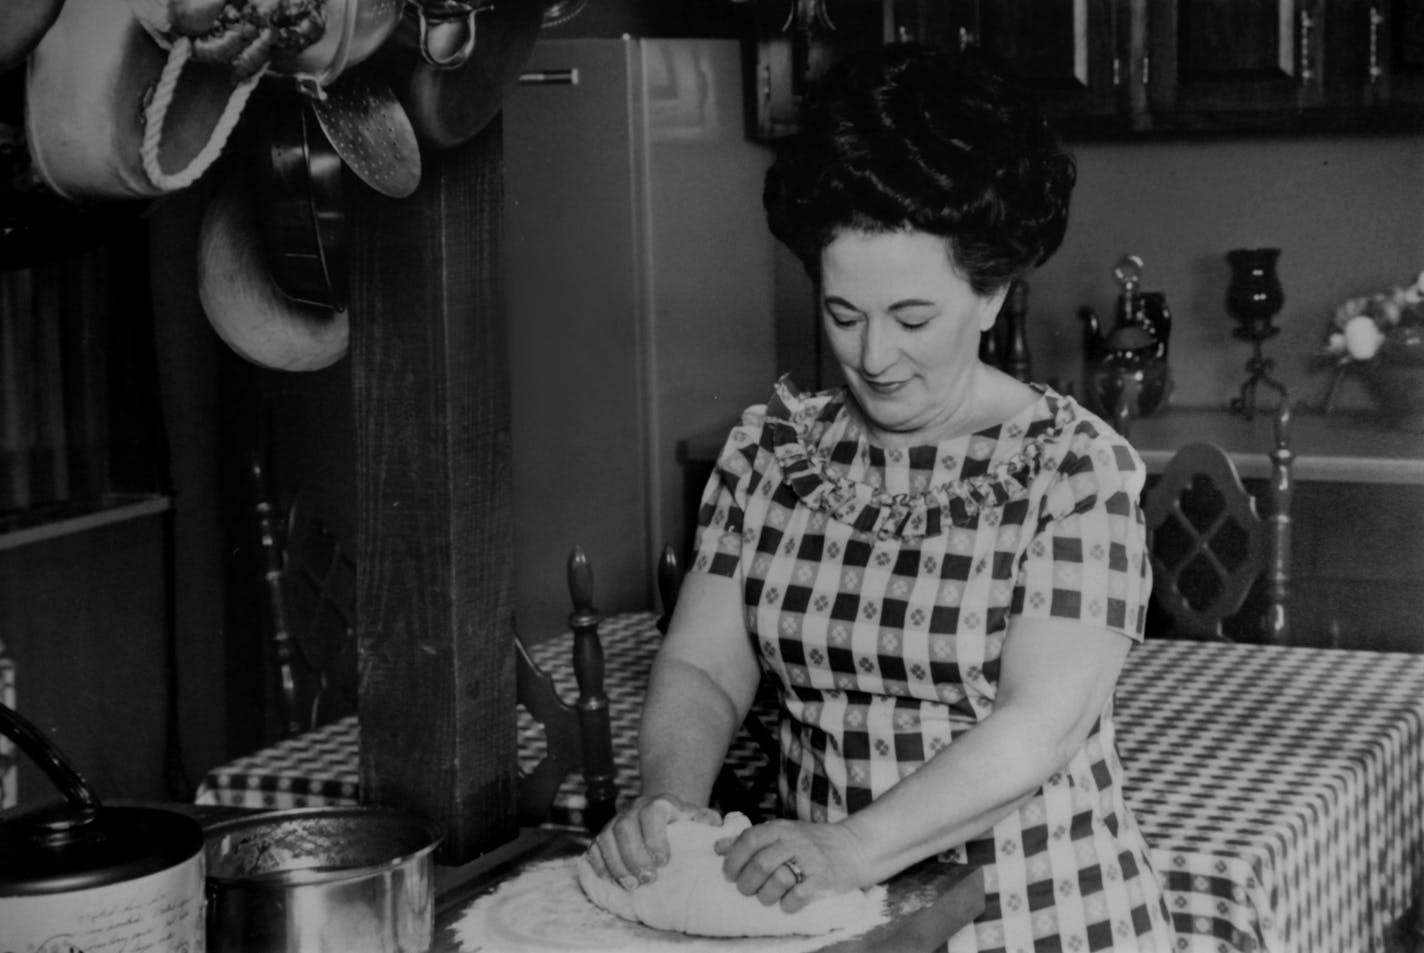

left=141, top=37, right=265, bottom=192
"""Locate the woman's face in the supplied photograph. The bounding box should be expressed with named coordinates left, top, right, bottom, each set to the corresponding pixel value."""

left=821, top=229, right=1007, bottom=444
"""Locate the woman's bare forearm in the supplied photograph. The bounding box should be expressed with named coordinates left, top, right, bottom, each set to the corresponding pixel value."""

left=841, top=620, right=1130, bottom=886
left=839, top=708, right=1057, bottom=884
left=638, top=572, right=762, bottom=807
left=638, top=654, right=748, bottom=806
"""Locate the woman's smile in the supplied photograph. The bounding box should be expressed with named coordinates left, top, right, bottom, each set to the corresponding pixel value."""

left=820, top=229, right=1008, bottom=445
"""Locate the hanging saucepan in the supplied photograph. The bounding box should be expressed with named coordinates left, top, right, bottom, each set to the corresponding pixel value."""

left=198, top=162, right=351, bottom=371
left=127, top=0, right=404, bottom=95
left=0, top=703, right=206, bottom=953
left=254, top=87, right=350, bottom=310
left=385, top=0, right=544, bottom=150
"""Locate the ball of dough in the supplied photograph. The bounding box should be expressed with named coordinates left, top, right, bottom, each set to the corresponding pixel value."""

left=576, top=812, right=887, bottom=937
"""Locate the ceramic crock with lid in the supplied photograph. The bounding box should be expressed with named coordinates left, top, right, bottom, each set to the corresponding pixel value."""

left=0, top=703, right=207, bottom=953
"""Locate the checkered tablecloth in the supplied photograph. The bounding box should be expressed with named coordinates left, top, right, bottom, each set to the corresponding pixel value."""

left=196, top=612, right=1424, bottom=953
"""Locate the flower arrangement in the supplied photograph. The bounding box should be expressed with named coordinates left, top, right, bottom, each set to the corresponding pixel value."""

left=1319, top=271, right=1424, bottom=365
left=1318, top=270, right=1424, bottom=431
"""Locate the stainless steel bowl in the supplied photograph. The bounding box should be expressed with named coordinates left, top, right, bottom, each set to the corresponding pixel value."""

left=204, top=806, right=442, bottom=953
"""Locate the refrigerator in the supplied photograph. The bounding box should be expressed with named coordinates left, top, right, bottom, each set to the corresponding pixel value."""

left=503, top=38, right=778, bottom=639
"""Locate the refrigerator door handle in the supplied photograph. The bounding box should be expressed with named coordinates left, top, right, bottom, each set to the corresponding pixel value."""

left=518, top=68, right=580, bottom=85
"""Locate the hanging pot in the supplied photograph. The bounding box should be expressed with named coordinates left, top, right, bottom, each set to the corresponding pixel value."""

left=0, top=703, right=206, bottom=953
left=387, top=0, right=544, bottom=150
left=254, top=89, right=350, bottom=310
left=271, top=0, right=405, bottom=95
left=26, top=0, right=261, bottom=201
left=198, top=164, right=351, bottom=371
left=127, top=0, right=404, bottom=94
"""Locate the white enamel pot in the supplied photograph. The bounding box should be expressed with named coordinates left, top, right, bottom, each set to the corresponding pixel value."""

left=0, top=703, right=206, bottom=953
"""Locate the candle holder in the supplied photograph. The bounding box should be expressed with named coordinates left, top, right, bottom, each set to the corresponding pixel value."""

left=1225, top=247, right=1290, bottom=419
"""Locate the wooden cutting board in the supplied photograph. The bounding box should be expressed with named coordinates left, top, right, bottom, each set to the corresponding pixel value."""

left=431, top=829, right=984, bottom=953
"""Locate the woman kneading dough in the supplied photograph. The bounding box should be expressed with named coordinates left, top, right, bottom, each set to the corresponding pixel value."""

left=584, top=43, right=1175, bottom=952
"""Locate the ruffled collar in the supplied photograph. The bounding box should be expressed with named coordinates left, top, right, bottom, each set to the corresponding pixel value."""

left=761, top=376, right=1074, bottom=542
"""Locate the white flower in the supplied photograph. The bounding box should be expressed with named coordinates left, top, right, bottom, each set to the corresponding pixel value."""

left=1344, top=314, right=1386, bottom=360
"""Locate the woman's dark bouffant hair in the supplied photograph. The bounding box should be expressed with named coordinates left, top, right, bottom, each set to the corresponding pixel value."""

left=763, top=44, right=1076, bottom=295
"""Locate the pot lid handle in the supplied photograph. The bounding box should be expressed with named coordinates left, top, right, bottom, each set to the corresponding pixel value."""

left=0, top=702, right=102, bottom=814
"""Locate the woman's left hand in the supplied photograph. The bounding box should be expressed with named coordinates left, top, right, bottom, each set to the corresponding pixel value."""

left=714, top=819, right=870, bottom=912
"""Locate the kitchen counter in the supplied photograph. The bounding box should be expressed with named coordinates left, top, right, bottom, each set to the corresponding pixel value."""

left=1123, top=405, right=1424, bottom=485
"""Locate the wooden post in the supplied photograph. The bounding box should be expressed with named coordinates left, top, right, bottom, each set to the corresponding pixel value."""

left=350, top=116, right=518, bottom=863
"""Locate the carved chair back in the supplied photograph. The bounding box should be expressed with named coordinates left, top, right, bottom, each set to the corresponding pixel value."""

left=252, top=457, right=358, bottom=737
left=1142, top=400, right=1294, bottom=642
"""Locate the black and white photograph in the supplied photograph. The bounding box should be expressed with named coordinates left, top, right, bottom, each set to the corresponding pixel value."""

left=2, top=2, right=1423, bottom=951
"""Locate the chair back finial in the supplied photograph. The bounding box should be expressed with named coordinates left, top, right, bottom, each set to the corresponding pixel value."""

left=1144, top=397, right=1294, bottom=643
left=567, top=545, right=595, bottom=619
left=566, top=546, right=615, bottom=832
left=656, top=544, right=682, bottom=634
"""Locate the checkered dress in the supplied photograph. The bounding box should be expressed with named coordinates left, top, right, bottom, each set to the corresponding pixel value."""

left=690, top=378, right=1174, bottom=953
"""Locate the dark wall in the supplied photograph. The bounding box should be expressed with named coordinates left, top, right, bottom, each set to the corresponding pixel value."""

left=1, top=510, right=171, bottom=805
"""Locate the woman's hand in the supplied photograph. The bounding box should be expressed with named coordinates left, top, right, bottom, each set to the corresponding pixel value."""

left=586, top=793, right=721, bottom=889
left=714, top=818, right=870, bottom=913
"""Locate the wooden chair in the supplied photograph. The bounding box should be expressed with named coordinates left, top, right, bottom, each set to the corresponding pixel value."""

left=1142, top=399, right=1294, bottom=642
left=515, top=546, right=617, bottom=832
left=250, top=455, right=617, bottom=830
left=252, top=457, right=358, bottom=737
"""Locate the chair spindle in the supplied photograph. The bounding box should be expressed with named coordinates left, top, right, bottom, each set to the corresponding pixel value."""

left=656, top=543, right=681, bottom=634
left=567, top=546, right=617, bottom=832
left=1263, top=399, right=1293, bottom=644
left=252, top=453, right=302, bottom=738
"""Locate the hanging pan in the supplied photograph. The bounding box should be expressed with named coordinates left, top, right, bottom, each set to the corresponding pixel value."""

left=385, top=0, right=545, bottom=150
left=198, top=164, right=349, bottom=371
left=254, top=88, right=349, bottom=311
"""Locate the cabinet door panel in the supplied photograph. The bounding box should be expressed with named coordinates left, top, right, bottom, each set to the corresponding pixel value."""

left=1382, top=0, right=1424, bottom=106
left=894, top=0, right=1121, bottom=124
left=982, top=0, right=1121, bottom=120
left=1148, top=0, right=1324, bottom=121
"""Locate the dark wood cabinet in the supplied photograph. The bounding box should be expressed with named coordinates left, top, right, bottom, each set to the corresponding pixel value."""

left=1143, top=0, right=1325, bottom=129
left=746, top=0, right=1424, bottom=139
left=893, top=0, right=1124, bottom=127
left=1375, top=0, right=1424, bottom=108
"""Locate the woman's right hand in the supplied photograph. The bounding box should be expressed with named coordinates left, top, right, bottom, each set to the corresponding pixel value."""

left=586, top=793, right=721, bottom=889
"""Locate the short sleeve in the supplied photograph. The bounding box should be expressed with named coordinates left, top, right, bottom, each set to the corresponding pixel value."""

left=689, top=405, right=768, bottom=581
left=1011, top=422, right=1152, bottom=641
